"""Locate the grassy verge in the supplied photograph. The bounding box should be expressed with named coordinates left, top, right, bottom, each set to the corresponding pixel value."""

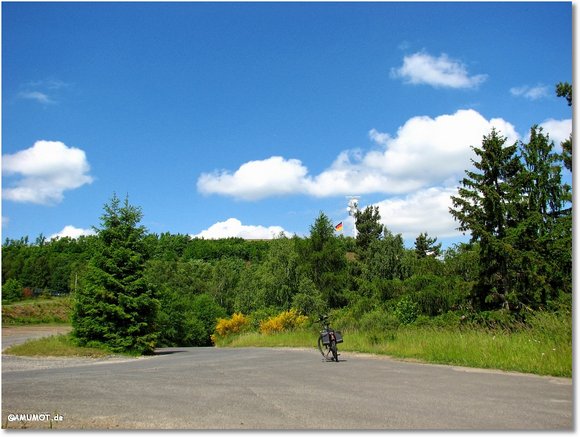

left=4, top=334, right=111, bottom=358
left=214, top=312, right=571, bottom=377
left=2, top=297, right=72, bottom=325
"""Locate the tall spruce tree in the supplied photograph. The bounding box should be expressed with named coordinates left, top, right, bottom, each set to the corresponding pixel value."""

left=515, top=126, right=571, bottom=303
left=72, top=194, right=158, bottom=354
left=299, top=212, right=347, bottom=308
left=450, top=129, right=522, bottom=310
left=354, top=205, right=384, bottom=256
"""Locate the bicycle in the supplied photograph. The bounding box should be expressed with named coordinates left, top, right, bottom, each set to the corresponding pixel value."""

left=317, top=315, right=343, bottom=362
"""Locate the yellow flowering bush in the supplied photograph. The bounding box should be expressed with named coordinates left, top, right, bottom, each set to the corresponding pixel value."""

left=259, top=309, right=308, bottom=334
left=212, top=312, right=250, bottom=343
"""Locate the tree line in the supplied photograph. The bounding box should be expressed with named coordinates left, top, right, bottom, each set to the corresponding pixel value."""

left=1, top=83, right=571, bottom=354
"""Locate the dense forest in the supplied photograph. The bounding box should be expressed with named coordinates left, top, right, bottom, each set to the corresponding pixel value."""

left=1, top=84, right=572, bottom=354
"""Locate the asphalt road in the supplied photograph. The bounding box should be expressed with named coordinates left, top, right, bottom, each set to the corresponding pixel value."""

left=2, top=342, right=573, bottom=430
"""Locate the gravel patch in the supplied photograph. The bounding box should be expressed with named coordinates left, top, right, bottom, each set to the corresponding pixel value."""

left=2, top=354, right=146, bottom=372
left=2, top=325, right=151, bottom=372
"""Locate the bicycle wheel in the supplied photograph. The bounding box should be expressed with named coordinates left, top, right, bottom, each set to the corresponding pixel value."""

left=330, top=340, right=338, bottom=362
left=318, top=335, right=332, bottom=360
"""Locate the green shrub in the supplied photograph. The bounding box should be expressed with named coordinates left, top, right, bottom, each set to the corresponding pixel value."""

left=413, top=311, right=463, bottom=329
left=2, top=278, right=23, bottom=304
left=190, top=293, right=226, bottom=346
left=464, top=309, right=519, bottom=331
left=248, top=307, right=278, bottom=330
left=291, top=277, right=326, bottom=316
left=359, top=308, right=399, bottom=332
left=394, top=296, right=419, bottom=325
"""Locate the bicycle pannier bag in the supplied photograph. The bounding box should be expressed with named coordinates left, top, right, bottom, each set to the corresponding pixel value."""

left=321, top=333, right=330, bottom=345
left=335, top=331, right=343, bottom=343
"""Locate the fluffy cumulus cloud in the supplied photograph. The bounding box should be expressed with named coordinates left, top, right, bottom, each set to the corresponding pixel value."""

left=2, top=140, right=93, bottom=205
left=197, top=109, right=518, bottom=200
left=538, top=118, right=572, bottom=148
left=364, top=109, right=519, bottom=185
left=50, top=225, right=95, bottom=240
left=373, top=186, right=462, bottom=239
left=390, top=51, right=487, bottom=89
left=197, top=156, right=309, bottom=201
left=193, top=218, right=290, bottom=239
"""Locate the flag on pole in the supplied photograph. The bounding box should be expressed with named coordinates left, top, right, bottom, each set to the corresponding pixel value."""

left=335, top=222, right=343, bottom=232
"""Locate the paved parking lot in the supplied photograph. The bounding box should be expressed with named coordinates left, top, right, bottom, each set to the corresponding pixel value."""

left=2, top=335, right=573, bottom=430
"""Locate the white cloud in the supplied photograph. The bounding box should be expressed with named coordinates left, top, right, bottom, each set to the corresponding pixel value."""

left=50, top=225, right=95, bottom=240
left=197, top=156, right=309, bottom=200
left=368, top=129, right=391, bottom=146
left=198, top=109, right=518, bottom=200
left=510, top=84, right=549, bottom=100
left=365, top=109, right=519, bottom=183
left=391, top=51, right=487, bottom=89
left=17, top=79, right=70, bottom=104
left=3, top=140, right=94, bottom=205
left=373, top=186, right=462, bottom=239
left=538, top=118, right=572, bottom=147
left=18, top=91, right=54, bottom=104
left=192, top=218, right=290, bottom=239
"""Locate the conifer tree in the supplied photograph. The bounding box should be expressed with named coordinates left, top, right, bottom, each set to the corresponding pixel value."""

left=72, top=194, right=158, bottom=354
left=354, top=206, right=384, bottom=256
left=450, top=129, right=522, bottom=310
left=414, top=232, right=442, bottom=258
left=299, top=212, right=346, bottom=308
left=556, top=82, right=572, bottom=172
left=512, top=126, right=571, bottom=304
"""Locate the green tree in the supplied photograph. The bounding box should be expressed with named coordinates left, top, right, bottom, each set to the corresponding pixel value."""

left=233, top=263, right=266, bottom=314
left=291, top=276, right=326, bottom=316
left=450, top=129, right=522, bottom=310
left=2, top=278, right=23, bottom=303
left=556, top=82, right=572, bottom=172
left=511, top=126, right=571, bottom=305
left=253, top=235, right=300, bottom=310
left=556, top=82, right=572, bottom=107
left=354, top=206, right=384, bottom=256
left=414, top=232, right=442, bottom=258
left=190, top=293, right=226, bottom=346
left=299, top=212, right=347, bottom=308
left=211, top=257, right=245, bottom=313
left=365, top=228, right=406, bottom=281
left=72, top=194, right=158, bottom=354
left=443, top=243, right=479, bottom=284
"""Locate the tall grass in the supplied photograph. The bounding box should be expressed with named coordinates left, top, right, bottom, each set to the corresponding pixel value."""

left=217, top=330, right=315, bottom=348
left=215, top=310, right=571, bottom=377
left=342, top=326, right=571, bottom=376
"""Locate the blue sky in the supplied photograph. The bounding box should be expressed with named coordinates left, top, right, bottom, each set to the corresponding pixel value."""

left=2, top=2, right=573, bottom=248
